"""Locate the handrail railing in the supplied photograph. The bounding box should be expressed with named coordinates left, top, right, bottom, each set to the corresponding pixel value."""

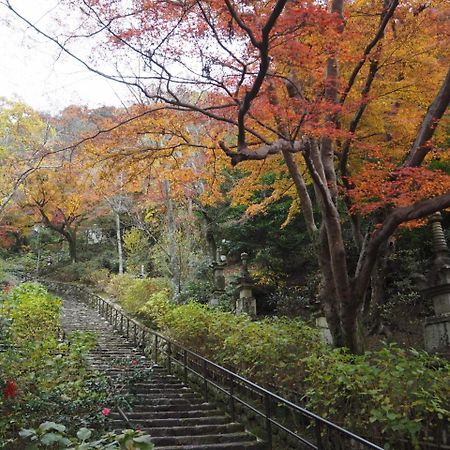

left=81, top=291, right=383, bottom=450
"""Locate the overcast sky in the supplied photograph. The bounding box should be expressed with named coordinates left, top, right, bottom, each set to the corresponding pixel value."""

left=0, top=0, right=130, bottom=113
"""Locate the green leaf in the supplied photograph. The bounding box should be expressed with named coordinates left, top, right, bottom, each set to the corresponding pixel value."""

left=40, top=432, right=63, bottom=446
left=77, top=428, right=92, bottom=442
left=39, top=422, right=66, bottom=433
left=19, top=429, right=36, bottom=439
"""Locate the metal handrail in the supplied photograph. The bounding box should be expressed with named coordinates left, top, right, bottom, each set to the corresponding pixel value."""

left=83, top=292, right=383, bottom=450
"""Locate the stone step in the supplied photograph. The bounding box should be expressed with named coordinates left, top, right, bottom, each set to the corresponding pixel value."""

left=111, top=409, right=222, bottom=420
left=149, top=432, right=257, bottom=446
left=109, top=415, right=230, bottom=427
left=132, top=399, right=209, bottom=409
left=133, top=392, right=202, bottom=400
left=157, top=442, right=266, bottom=450
left=134, top=423, right=245, bottom=437
left=130, top=387, right=194, bottom=394
left=131, top=403, right=215, bottom=412
left=59, top=292, right=264, bottom=450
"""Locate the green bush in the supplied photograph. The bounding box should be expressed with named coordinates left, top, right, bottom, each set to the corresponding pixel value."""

left=19, top=422, right=154, bottom=450
left=145, top=301, right=321, bottom=388
left=105, top=273, right=136, bottom=300
left=80, top=268, right=111, bottom=288
left=0, top=283, right=113, bottom=446
left=2, top=282, right=61, bottom=343
left=223, top=317, right=323, bottom=390
left=303, top=345, right=450, bottom=448
left=106, top=275, right=173, bottom=314
left=139, top=290, right=173, bottom=328
left=51, top=263, right=84, bottom=282
left=136, top=298, right=449, bottom=448
left=162, top=303, right=249, bottom=359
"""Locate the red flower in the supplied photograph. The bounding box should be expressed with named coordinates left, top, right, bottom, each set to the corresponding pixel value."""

left=131, top=359, right=138, bottom=366
left=4, top=380, right=17, bottom=399
left=102, top=407, right=110, bottom=416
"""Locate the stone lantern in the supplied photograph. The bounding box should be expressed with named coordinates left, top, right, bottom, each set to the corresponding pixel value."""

left=420, top=212, right=450, bottom=354
left=235, top=252, right=257, bottom=317
left=209, top=248, right=227, bottom=307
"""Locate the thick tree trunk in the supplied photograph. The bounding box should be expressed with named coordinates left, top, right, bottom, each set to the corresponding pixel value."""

left=324, top=209, right=365, bottom=354
left=318, top=225, right=343, bottom=346
left=368, top=241, right=389, bottom=326
left=115, top=211, right=124, bottom=274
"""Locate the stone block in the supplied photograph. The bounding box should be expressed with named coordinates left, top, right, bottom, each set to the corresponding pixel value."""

left=424, top=313, right=450, bottom=354
left=235, top=296, right=256, bottom=317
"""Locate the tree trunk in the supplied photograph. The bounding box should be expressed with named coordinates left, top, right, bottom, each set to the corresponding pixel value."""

left=67, top=230, right=77, bottom=263
left=281, top=149, right=317, bottom=236
left=115, top=210, right=124, bottom=274
left=317, top=226, right=343, bottom=346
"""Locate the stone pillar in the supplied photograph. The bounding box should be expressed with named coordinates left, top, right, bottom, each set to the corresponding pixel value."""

left=235, top=252, right=257, bottom=317
left=209, top=249, right=227, bottom=307
left=315, top=316, right=334, bottom=345
left=421, top=213, right=450, bottom=355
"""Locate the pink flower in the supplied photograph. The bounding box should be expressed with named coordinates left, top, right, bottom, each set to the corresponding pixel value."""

left=102, top=407, right=110, bottom=416
left=131, top=359, right=138, bottom=366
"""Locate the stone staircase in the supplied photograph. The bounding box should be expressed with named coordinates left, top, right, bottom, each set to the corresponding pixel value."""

left=60, top=294, right=265, bottom=449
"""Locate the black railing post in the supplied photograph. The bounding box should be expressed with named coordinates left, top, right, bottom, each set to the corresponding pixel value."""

left=133, top=323, right=137, bottom=346
left=229, top=372, right=236, bottom=421
left=167, top=341, right=172, bottom=374
left=183, top=349, right=188, bottom=384
left=114, top=310, right=118, bottom=328
left=265, top=392, right=273, bottom=450
left=203, top=360, right=208, bottom=402
left=315, top=418, right=323, bottom=449
left=120, top=314, right=124, bottom=334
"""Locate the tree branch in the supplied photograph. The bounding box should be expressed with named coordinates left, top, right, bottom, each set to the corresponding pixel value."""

left=354, top=191, right=450, bottom=298
left=404, top=65, right=450, bottom=167
left=340, top=0, right=399, bottom=105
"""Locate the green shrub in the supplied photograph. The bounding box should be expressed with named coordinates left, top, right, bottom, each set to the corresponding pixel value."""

left=303, top=345, right=450, bottom=448
left=139, top=290, right=173, bottom=328
left=93, top=265, right=450, bottom=448
left=80, top=268, right=111, bottom=288
left=137, top=298, right=449, bottom=447
left=162, top=302, right=250, bottom=359
left=0, top=283, right=113, bottom=445
left=2, top=282, right=61, bottom=343
left=105, top=274, right=136, bottom=300
left=19, top=423, right=154, bottom=450
left=52, top=263, right=84, bottom=282
left=106, top=275, right=173, bottom=314
left=222, top=317, right=323, bottom=390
